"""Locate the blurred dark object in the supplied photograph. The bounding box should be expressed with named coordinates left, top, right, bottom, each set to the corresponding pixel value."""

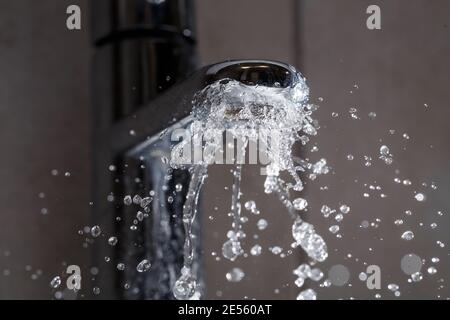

left=91, top=0, right=198, bottom=118
left=91, top=0, right=199, bottom=299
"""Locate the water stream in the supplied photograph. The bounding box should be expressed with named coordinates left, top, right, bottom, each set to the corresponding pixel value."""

left=47, top=72, right=447, bottom=300
left=170, top=74, right=329, bottom=299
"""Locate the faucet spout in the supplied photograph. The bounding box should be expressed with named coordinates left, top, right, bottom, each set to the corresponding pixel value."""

left=109, top=60, right=300, bottom=153
left=205, top=60, right=300, bottom=88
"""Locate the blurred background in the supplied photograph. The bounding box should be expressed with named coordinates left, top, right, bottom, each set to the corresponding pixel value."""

left=0, top=0, right=449, bottom=299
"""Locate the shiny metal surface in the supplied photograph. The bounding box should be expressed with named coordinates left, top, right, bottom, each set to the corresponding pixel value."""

left=206, top=60, right=300, bottom=88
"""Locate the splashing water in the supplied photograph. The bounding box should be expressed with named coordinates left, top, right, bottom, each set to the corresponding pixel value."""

left=136, top=259, right=152, bottom=273
left=172, top=166, right=208, bottom=300
left=170, top=74, right=329, bottom=300
left=50, top=276, right=61, bottom=289
left=222, top=160, right=246, bottom=262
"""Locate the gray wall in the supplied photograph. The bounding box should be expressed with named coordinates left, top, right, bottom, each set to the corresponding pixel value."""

left=299, top=0, right=450, bottom=299
left=0, top=0, right=91, bottom=299
left=0, top=0, right=449, bottom=299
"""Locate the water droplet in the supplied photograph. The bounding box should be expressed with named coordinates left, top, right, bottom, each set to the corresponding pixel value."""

left=379, top=145, right=393, bottom=164
left=173, top=267, right=198, bottom=300
left=401, top=254, right=422, bottom=275
left=123, top=195, right=132, bottom=206
left=293, top=264, right=311, bottom=277
left=321, top=205, right=333, bottom=218
left=329, top=225, right=340, bottom=234
left=50, top=276, right=61, bottom=288
left=359, top=272, right=367, bottom=281
left=295, top=276, right=305, bottom=288
left=91, top=225, right=101, bottom=238
left=175, top=183, right=183, bottom=192
left=401, top=231, right=414, bottom=241
left=380, top=145, right=389, bottom=155
left=427, top=267, right=437, bottom=275
left=297, top=288, right=317, bottom=300
left=132, top=195, right=142, bottom=204
left=415, top=193, right=426, bottom=202
left=388, top=283, right=399, bottom=291
left=270, top=246, right=283, bottom=255
left=93, top=287, right=101, bottom=295
left=339, top=204, right=350, bottom=214
left=346, top=154, right=354, bottom=160
left=322, top=279, right=332, bottom=287
left=308, top=268, right=324, bottom=281
left=244, top=200, right=259, bottom=215
left=403, top=133, right=410, bottom=140
left=108, top=236, right=118, bottom=246
left=140, top=197, right=152, bottom=208
left=312, top=159, right=329, bottom=175
left=328, top=264, right=350, bottom=286
left=226, top=268, right=245, bottom=282
left=222, top=239, right=243, bottom=261
left=257, top=219, right=268, bottom=230
left=411, top=272, right=423, bottom=282
left=293, top=198, right=308, bottom=211
left=117, top=263, right=125, bottom=271
left=250, top=245, right=262, bottom=256
left=136, top=259, right=151, bottom=272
